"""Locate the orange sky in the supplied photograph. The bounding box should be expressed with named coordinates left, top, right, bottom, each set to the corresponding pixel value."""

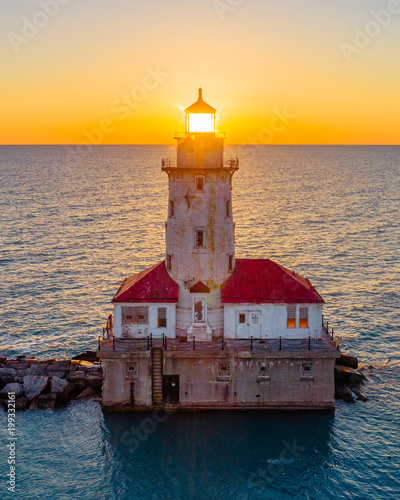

left=1, top=0, right=399, bottom=145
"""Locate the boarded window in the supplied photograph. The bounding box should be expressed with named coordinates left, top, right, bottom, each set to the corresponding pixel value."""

left=299, top=307, right=308, bottom=328
left=195, top=229, right=205, bottom=248
left=226, top=200, right=230, bottom=217
left=218, top=363, right=231, bottom=379
left=122, top=306, right=148, bottom=325
left=195, top=176, right=204, bottom=191
left=301, top=362, right=314, bottom=378
left=166, top=254, right=172, bottom=270
left=228, top=254, right=233, bottom=272
left=194, top=298, right=205, bottom=322
left=258, top=362, right=270, bottom=376
left=169, top=200, right=175, bottom=217
left=158, top=307, right=167, bottom=328
left=287, top=306, right=296, bottom=328
left=239, top=313, right=246, bottom=324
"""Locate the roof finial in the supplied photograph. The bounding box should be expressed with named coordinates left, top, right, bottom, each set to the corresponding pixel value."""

left=198, top=86, right=203, bottom=100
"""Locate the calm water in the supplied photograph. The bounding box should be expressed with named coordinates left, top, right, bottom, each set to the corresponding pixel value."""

left=0, top=145, right=399, bottom=499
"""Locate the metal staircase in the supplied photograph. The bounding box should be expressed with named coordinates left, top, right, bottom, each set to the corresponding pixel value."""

left=152, top=347, right=163, bottom=405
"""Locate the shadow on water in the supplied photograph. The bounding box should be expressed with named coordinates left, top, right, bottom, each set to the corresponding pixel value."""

left=102, top=410, right=335, bottom=500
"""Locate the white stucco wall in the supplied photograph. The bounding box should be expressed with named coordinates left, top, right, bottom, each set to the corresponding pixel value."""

left=113, top=303, right=176, bottom=338
left=223, top=303, right=323, bottom=339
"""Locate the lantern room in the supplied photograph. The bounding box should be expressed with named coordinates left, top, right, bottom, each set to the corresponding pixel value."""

left=185, top=88, right=216, bottom=133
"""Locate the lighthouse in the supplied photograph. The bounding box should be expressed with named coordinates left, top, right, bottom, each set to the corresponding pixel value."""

left=162, top=88, right=238, bottom=341
left=98, top=88, right=340, bottom=411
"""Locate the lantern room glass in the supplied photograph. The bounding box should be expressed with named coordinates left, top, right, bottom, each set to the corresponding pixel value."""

left=186, top=113, right=215, bottom=133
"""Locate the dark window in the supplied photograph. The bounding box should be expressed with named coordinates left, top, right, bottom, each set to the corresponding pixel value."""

left=169, top=200, right=175, bottom=217
left=158, top=307, right=167, bottom=328
left=226, top=200, right=230, bottom=217
left=228, top=254, right=233, bottom=272
left=239, top=313, right=246, bottom=324
left=301, top=362, right=314, bottom=378
left=195, top=176, right=204, bottom=191
left=195, top=229, right=204, bottom=248
left=166, top=254, right=172, bottom=270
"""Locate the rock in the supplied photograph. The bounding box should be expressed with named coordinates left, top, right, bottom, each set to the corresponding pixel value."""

left=368, top=365, right=375, bottom=370
left=335, top=354, right=358, bottom=369
left=29, top=399, right=39, bottom=410
left=15, top=397, right=29, bottom=410
left=85, top=374, right=102, bottom=390
left=0, top=382, right=24, bottom=399
left=50, top=376, right=71, bottom=395
left=72, top=351, right=99, bottom=362
left=76, top=388, right=97, bottom=400
left=44, top=371, right=67, bottom=379
left=66, top=371, right=86, bottom=382
left=0, top=368, right=17, bottom=378
left=50, top=360, right=72, bottom=366
left=0, top=357, right=7, bottom=364
left=45, top=364, right=69, bottom=372
left=25, top=364, right=46, bottom=375
left=23, top=375, right=48, bottom=400
left=335, top=386, right=356, bottom=403
left=334, top=365, right=367, bottom=387
left=16, top=354, right=27, bottom=360
left=37, top=393, right=57, bottom=409
left=353, top=387, right=368, bottom=401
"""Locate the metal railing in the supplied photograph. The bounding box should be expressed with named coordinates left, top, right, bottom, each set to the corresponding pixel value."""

left=161, top=157, right=239, bottom=169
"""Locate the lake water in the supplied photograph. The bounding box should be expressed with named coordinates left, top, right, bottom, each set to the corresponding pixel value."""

left=0, top=145, right=399, bottom=499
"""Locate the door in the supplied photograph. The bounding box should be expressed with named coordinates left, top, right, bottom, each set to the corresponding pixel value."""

left=236, top=310, right=262, bottom=338
left=163, top=375, right=180, bottom=403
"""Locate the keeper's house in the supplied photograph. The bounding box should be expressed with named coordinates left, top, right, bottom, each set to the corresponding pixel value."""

left=98, top=89, right=340, bottom=411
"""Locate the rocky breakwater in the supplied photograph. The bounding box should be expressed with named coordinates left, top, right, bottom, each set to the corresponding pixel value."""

left=0, top=356, right=102, bottom=410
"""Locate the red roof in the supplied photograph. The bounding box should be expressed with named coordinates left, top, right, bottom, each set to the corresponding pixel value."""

left=190, top=281, right=210, bottom=293
left=112, top=261, right=179, bottom=303
left=221, top=259, right=324, bottom=304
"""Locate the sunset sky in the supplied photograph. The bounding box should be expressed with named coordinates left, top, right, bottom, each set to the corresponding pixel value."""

left=1, top=0, right=399, bottom=145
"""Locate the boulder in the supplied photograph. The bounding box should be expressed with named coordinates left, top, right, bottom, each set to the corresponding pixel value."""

left=353, top=387, right=368, bottom=402
left=0, top=368, right=17, bottom=378
left=334, top=365, right=367, bottom=387
left=76, top=388, right=97, bottom=400
left=23, top=375, right=48, bottom=401
left=335, top=354, right=358, bottom=369
left=72, top=351, right=99, bottom=362
left=85, top=374, right=102, bottom=390
left=50, top=376, right=71, bottom=396
left=66, top=371, right=86, bottom=382
left=25, top=364, right=46, bottom=376
left=0, top=357, right=7, bottom=364
left=0, top=382, right=24, bottom=399
left=44, top=371, right=67, bottom=379
left=37, top=393, right=57, bottom=409
left=335, top=386, right=356, bottom=403
left=15, top=397, right=29, bottom=410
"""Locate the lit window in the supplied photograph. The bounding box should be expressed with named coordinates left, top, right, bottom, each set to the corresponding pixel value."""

left=301, top=362, right=314, bottom=378
left=166, top=254, right=172, bottom=270
left=158, top=307, right=167, bottom=328
left=226, top=200, right=230, bottom=217
left=287, top=306, right=296, bottom=328
left=169, top=200, right=175, bottom=217
left=195, top=176, right=205, bottom=191
left=122, top=307, right=148, bottom=325
left=299, top=307, right=308, bottom=328
left=195, top=229, right=205, bottom=248
left=228, top=254, right=233, bottom=272
left=239, top=313, right=246, bottom=324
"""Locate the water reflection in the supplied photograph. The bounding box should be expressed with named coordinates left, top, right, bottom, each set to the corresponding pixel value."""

left=103, top=410, right=335, bottom=499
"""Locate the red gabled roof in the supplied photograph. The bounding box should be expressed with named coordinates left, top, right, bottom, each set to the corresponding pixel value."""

left=190, top=281, right=210, bottom=293
left=112, top=261, right=179, bottom=303
left=221, top=259, right=324, bottom=304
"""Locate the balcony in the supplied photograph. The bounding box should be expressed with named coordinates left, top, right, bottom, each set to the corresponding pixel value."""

left=161, top=157, right=239, bottom=170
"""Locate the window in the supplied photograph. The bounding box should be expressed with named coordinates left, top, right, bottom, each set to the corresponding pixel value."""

left=258, top=362, right=270, bottom=377
left=126, top=363, right=138, bottom=378
left=217, top=363, right=231, bottom=381
left=169, top=200, right=175, bottom=217
left=166, top=254, right=172, bottom=270
left=195, top=175, right=205, bottom=191
left=195, top=229, right=205, bottom=248
left=299, top=307, right=308, bottom=328
left=158, top=307, right=167, bottom=328
left=194, top=297, right=205, bottom=322
left=301, top=362, right=314, bottom=378
left=122, top=306, right=148, bottom=325
left=228, top=254, right=233, bottom=272
left=287, top=306, right=296, bottom=328
left=225, top=200, right=230, bottom=217
left=239, top=313, right=246, bottom=324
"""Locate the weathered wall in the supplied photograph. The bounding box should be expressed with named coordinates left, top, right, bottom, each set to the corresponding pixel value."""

left=113, top=303, right=176, bottom=338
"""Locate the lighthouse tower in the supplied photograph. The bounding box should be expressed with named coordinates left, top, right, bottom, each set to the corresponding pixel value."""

left=162, top=88, right=238, bottom=340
